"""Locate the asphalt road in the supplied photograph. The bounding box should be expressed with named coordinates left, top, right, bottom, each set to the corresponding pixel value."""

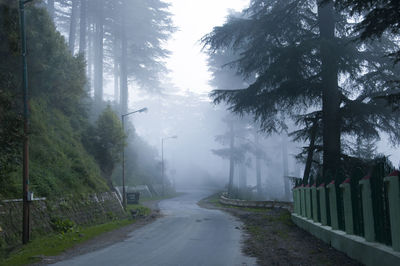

left=52, top=189, right=257, bottom=266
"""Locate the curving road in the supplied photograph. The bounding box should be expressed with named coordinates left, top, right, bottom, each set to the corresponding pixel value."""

left=52, top=189, right=257, bottom=266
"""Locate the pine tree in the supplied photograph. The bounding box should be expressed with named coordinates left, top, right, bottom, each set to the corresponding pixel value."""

left=212, top=116, right=253, bottom=198
left=203, top=0, right=400, bottom=181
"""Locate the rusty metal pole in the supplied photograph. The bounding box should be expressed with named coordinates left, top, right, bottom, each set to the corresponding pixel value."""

left=19, top=0, right=34, bottom=245
left=121, top=115, right=126, bottom=209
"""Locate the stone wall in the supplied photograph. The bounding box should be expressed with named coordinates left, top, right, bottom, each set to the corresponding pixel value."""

left=0, top=192, right=126, bottom=246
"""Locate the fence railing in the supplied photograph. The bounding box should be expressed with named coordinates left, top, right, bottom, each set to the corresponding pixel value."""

left=292, top=170, right=400, bottom=252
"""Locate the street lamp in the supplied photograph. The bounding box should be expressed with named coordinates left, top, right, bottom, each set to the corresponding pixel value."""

left=161, top=135, right=177, bottom=196
left=19, top=0, right=34, bottom=245
left=121, top=107, right=147, bottom=209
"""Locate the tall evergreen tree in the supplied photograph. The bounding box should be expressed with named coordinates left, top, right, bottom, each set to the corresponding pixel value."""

left=203, top=0, right=400, bottom=181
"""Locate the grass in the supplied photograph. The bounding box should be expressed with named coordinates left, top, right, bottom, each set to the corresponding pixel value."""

left=266, top=211, right=293, bottom=226
left=0, top=219, right=135, bottom=266
left=0, top=192, right=174, bottom=266
left=126, top=204, right=151, bottom=216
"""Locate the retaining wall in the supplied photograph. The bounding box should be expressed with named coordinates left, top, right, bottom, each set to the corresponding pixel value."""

left=0, top=192, right=125, bottom=246
left=219, top=194, right=293, bottom=210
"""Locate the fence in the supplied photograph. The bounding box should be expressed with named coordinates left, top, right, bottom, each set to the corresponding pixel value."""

left=292, top=165, right=400, bottom=265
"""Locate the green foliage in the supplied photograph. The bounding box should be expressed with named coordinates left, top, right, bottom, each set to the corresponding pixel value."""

left=126, top=204, right=151, bottom=217
left=0, top=3, right=109, bottom=198
left=50, top=218, right=76, bottom=234
left=112, top=124, right=162, bottom=187
left=0, top=219, right=134, bottom=266
left=203, top=0, right=400, bottom=178
left=27, top=100, right=109, bottom=197
left=84, top=106, right=125, bottom=186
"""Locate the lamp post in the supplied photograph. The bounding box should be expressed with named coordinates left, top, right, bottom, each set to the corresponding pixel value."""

left=161, top=135, right=177, bottom=196
left=121, top=107, right=147, bottom=209
left=19, top=0, right=34, bottom=245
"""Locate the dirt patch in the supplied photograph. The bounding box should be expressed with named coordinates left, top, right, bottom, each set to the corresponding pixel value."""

left=199, top=193, right=362, bottom=266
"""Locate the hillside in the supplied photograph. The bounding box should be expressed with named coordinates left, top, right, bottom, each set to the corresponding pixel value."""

left=0, top=2, right=110, bottom=199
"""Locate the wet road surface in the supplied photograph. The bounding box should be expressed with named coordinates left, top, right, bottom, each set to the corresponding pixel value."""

left=52, top=189, right=257, bottom=266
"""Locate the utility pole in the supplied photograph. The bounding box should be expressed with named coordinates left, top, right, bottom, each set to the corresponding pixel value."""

left=19, top=0, right=34, bottom=245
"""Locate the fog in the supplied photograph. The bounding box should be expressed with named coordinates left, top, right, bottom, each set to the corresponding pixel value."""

left=99, top=0, right=400, bottom=201
left=38, top=0, right=400, bottom=202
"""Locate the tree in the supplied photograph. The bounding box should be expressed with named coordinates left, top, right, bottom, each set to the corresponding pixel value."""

left=113, top=0, right=175, bottom=113
left=203, top=0, right=400, bottom=181
left=84, top=106, right=125, bottom=187
left=212, top=115, right=253, bottom=198
left=78, top=0, right=86, bottom=54
left=45, top=0, right=174, bottom=110
left=330, top=0, right=400, bottom=108
left=68, top=0, right=78, bottom=52
left=330, top=0, right=400, bottom=61
left=1, top=1, right=110, bottom=198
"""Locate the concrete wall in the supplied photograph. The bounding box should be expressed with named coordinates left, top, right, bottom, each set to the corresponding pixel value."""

left=292, top=174, right=400, bottom=266
left=292, top=214, right=400, bottom=266
left=219, top=194, right=293, bottom=211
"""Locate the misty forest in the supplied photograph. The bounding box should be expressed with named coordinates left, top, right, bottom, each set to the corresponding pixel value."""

left=1, top=0, right=400, bottom=265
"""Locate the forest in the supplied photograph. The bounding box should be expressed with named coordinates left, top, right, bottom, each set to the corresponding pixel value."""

left=0, top=0, right=174, bottom=199
left=1, top=0, right=400, bottom=264
left=203, top=0, right=400, bottom=196
left=1, top=0, right=400, bottom=201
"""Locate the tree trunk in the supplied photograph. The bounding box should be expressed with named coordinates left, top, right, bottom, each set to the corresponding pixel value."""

left=282, top=135, right=290, bottom=201
left=79, top=0, right=87, bottom=54
left=318, top=0, right=341, bottom=182
left=113, top=34, right=120, bottom=104
left=303, top=118, right=318, bottom=184
left=239, top=162, right=247, bottom=198
left=228, top=121, right=235, bottom=197
left=47, top=0, right=55, bottom=19
left=255, top=132, right=262, bottom=199
left=87, top=23, right=94, bottom=91
left=94, top=1, right=104, bottom=104
left=120, top=7, right=128, bottom=114
left=68, top=0, right=79, bottom=53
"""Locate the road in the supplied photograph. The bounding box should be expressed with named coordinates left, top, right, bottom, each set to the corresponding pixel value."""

left=52, top=189, right=257, bottom=266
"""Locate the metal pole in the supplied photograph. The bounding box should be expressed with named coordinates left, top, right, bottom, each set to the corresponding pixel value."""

left=19, top=0, right=31, bottom=245
left=120, top=108, right=147, bottom=209
left=161, top=139, right=164, bottom=196
left=121, top=116, right=126, bottom=209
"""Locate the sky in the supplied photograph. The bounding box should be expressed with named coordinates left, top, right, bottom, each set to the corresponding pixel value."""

left=164, top=0, right=249, bottom=95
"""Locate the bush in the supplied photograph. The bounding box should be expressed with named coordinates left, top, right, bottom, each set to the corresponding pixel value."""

left=50, top=218, right=76, bottom=234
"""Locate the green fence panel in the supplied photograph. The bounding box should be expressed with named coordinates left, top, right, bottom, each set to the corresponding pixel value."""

left=328, top=182, right=339, bottom=230
left=360, top=178, right=375, bottom=242
left=318, top=185, right=328, bottom=226
left=301, top=186, right=306, bottom=217
left=311, top=185, right=318, bottom=222
left=340, top=180, right=354, bottom=235
left=384, top=173, right=400, bottom=252
left=306, top=186, right=312, bottom=219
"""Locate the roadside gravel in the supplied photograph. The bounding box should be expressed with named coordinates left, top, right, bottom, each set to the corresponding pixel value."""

left=199, top=194, right=363, bottom=266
